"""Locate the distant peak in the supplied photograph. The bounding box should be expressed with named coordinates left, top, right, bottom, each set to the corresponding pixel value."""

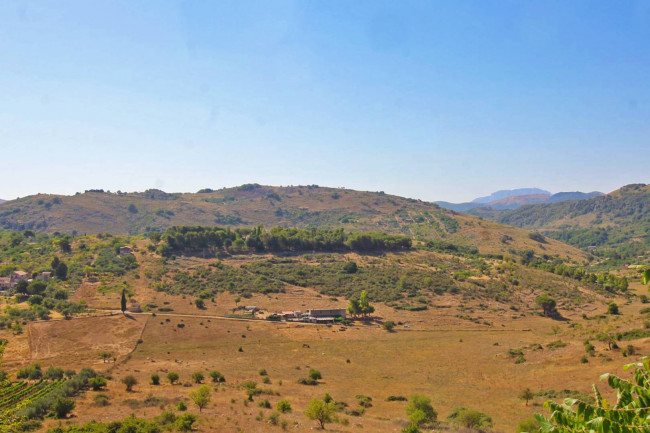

left=472, top=188, right=551, bottom=204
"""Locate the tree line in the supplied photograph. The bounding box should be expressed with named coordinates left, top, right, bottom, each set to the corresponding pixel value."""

left=160, top=225, right=411, bottom=255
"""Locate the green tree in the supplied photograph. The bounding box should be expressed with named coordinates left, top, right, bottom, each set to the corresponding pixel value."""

left=607, top=302, right=619, bottom=315
left=347, top=296, right=360, bottom=317
left=406, top=394, right=437, bottom=427
left=191, top=371, right=204, bottom=384
left=359, top=290, right=375, bottom=317
left=55, top=262, right=68, bottom=280
left=151, top=373, right=160, bottom=385
left=305, top=398, right=335, bottom=429
left=120, top=289, right=127, bottom=314
left=194, top=299, right=205, bottom=309
left=519, top=387, right=534, bottom=406
left=89, top=376, right=107, bottom=391
left=121, top=375, right=137, bottom=392
left=209, top=371, right=225, bottom=382
left=149, top=232, right=162, bottom=244
left=535, top=294, right=558, bottom=317
left=167, top=372, right=179, bottom=384
left=382, top=321, right=396, bottom=332
left=447, top=407, right=492, bottom=429
left=53, top=397, right=75, bottom=418
left=189, top=384, right=211, bottom=412
left=175, top=413, right=197, bottom=432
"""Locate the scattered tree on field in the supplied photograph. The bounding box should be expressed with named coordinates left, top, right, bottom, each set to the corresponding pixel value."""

left=122, top=375, right=137, bottom=392
left=519, top=387, right=534, bottom=406
left=305, top=397, right=335, bottom=429
left=189, top=384, right=211, bottom=412
left=191, top=372, right=204, bottom=384
left=406, top=394, right=437, bottom=427
left=120, top=289, right=127, bottom=314
left=535, top=294, right=558, bottom=317
left=167, top=372, right=179, bottom=384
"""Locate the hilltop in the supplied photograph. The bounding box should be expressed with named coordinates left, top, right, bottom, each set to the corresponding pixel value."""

left=0, top=184, right=586, bottom=259
left=471, top=184, right=650, bottom=263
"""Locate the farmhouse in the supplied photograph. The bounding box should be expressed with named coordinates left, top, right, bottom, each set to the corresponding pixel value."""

left=0, top=277, right=13, bottom=290
left=37, top=271, right=52, bottom=281
left=306, top=308, right=347, bottom=319
left=11, top=270, right=29, bottom=282
left=119, top=246, right=133, bottom=255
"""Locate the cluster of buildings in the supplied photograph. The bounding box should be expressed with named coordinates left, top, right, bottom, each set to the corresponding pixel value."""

left=268, top=308, right=347, bottom=324
left=0, top=270, right=52, bottom=293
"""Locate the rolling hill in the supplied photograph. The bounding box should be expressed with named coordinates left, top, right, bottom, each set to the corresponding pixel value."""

left=0, top=184, right=585, bottom=259
left=472, top=184, right=650, bottom=263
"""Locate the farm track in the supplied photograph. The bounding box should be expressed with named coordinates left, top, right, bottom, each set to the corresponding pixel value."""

left=90, top=310, right=533, bottom=332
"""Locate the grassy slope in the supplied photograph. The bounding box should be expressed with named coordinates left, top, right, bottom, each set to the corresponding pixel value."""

left=0, top=185, right=586, bottom=260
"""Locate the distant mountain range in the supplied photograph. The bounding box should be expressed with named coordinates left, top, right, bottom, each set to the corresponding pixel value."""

left=469, top=184, right=650, bottom=263
left=436, top=189, right=603, bottom=212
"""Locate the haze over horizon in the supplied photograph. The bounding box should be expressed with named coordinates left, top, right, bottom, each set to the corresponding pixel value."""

left=1, top=1, right=649, bottom=202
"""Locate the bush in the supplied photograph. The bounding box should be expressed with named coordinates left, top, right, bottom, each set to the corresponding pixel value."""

left=175, top=413, right=197, bottom=432
left=277, top=399, right=292, bottom=413
left=607, top=302, right=620, bottom=315
left=121, top=375, right=137, bottom=391
left=93, top=394, right=110, bottom=407
left=177, top=401, right=187, bottom=411
left=258, top=399, right=271, bottom=409
left=167, top=372, right=179, bottom=384
left=210, top=371, right=226, bottom=382
left=308, top=368, right=322, bottom=380
left=151, top=373, right=160, bottom=385
left=447, top=407, right=493, bottom=429
left=52, top=397, right=75, bottom=418
left=191, top=372, right=204, bottom=384
left=89, top=376, right=107, bottom=391
left=406, top=394, right=437, bottom=426
left=382, top=321, right=396, bottom=332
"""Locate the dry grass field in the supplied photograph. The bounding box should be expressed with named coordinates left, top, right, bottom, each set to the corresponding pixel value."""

left=3, top=276, right=648, bottom=432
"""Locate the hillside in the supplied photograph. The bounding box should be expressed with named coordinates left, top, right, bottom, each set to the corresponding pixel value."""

left=474, top=184, right=650, bottom=263
left=0, top=184, right=586, bottom=259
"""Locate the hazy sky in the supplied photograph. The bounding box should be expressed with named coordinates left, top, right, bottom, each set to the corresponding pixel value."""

left=1, top=1, right=649, bottom=202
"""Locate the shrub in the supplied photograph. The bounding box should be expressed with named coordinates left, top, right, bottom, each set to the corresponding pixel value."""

left=89, top=376, right=107, bottom=391
left=607, top=302, right=620, bottom=315
left=308, top=368, right=322, bottom=380
left=258, top=399, right=271, bottom=409
left=277, top=399, right=292, bottom=413
left=151, top=373, right=160, bottom=385
left=210, top=371, right=226, bottom=383
left=52, top=397, right=75, bottom=418
left=177, top=401, right=187, bottom=411
left=406, top=394, right=437, bottom=426
left=382, top=321, right=396, bottom=332
left=93, top=394, right=110, bottom=407
left=191, top=372, right=204, bottom=384
left=121, top=375, right=137, bottom=391
left=175, top=413, right=197, bottom=432
left=167, top=372, right=179, bottom=384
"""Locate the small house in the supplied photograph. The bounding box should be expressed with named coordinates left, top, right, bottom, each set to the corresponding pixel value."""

left=0, top=277, right=13, bottom=290
left=119, top=246, right=133, bottom=255
left=37, top=271, right=52, bottom=281
left=306, top=308, right=347, bottom=319
left=10, top=271, right=29, bottom=282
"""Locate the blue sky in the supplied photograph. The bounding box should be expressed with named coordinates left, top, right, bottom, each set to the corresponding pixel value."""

left=1, top=1, right=649, bottom=202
